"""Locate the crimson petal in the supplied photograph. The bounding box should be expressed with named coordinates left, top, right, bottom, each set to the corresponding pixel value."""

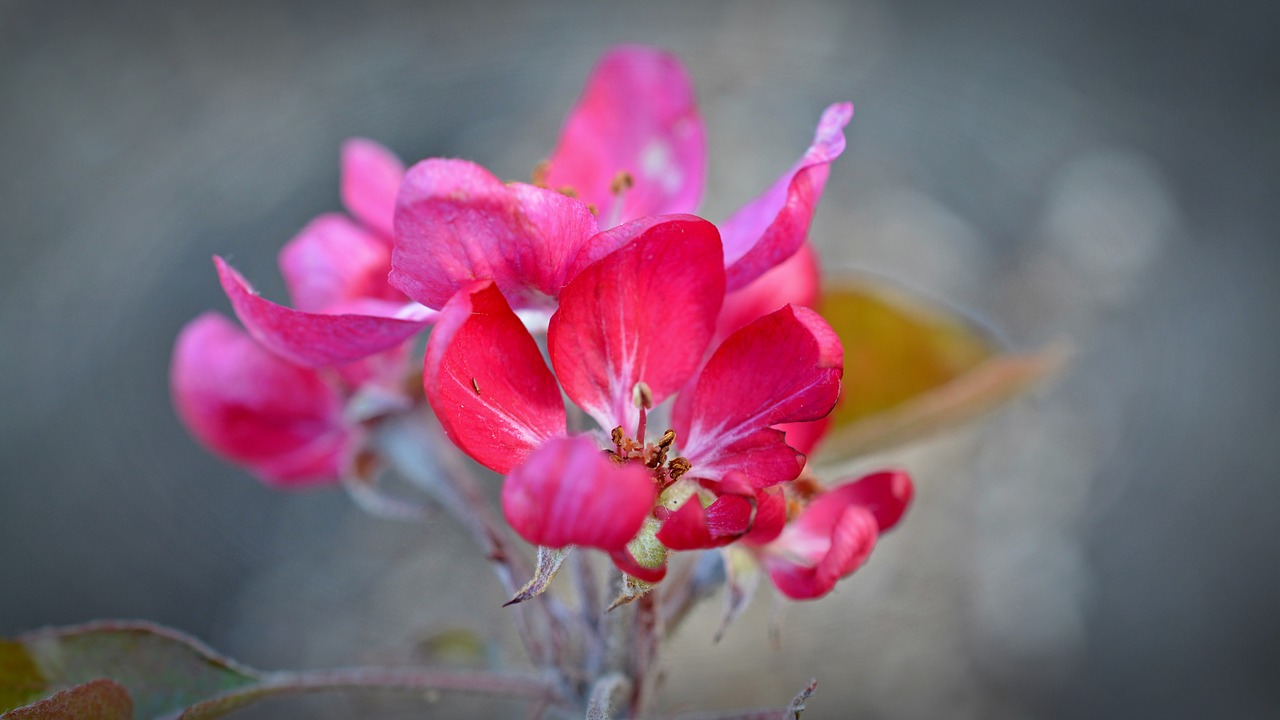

left=762, top=470, right=913, bottom=599
left=721, top=103, right=852, bottom=291
left=502, top=436, right=656, bottom=552
left=549, top=216, right=724, bottom=432
left=716, top=242, right=820, bottom=341
left=423, top=280, right=566, bottom=474
left=216, top=256, right=434, bottom=367
left=340, top=137, right=404, bottom=239
left=170, top=313, right=354, bottom=487
left=764, top=505, right=878, bottom=600
left=675, top=305, right=843, bottom=488
left=390, top=159, right=598, bottom=310
left=545, top=45, right=705, bottom=227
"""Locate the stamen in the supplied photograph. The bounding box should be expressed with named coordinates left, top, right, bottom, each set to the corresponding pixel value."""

left=609, top=170, right=635, bottom=196
left=556, top=186, right=578, bottom=199
left=632, top=382, right=653, bottom=410
left=668, top=457, right=691, bottom=481
left=610, top=426, right=625, bottom=453
left=657, top=429, right=676, bottom=450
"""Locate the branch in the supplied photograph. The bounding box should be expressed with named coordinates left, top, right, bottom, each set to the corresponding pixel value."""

left=174, top=668, right=558, bottom=719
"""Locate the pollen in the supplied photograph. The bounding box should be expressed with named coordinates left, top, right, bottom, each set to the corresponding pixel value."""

left=610, top=170, right=635, bottom=195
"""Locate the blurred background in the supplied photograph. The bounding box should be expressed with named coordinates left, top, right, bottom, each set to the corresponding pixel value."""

left=2, top=0, right=1278, bottom=717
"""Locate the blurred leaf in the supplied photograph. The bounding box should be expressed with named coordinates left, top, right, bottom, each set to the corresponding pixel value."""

left=814, top=276, right=1067, bottom=463
left=416, top=629, right=490, bottom=668
left=1, top=679, right=132, bottom=720
left=5, top=622, right=552, bottom=720
left=0, top=642, right=46, bottom=712
left=11, top=622, right=260, bottom=720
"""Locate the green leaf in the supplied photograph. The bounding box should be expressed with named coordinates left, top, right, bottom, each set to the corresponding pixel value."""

left=11, top=622, right=260, bottom=720
left=0, top=641, right=47, bottom=712
left=1, top=680, right=132, bottom=720
left=813, top=276, right=1067, bottom=463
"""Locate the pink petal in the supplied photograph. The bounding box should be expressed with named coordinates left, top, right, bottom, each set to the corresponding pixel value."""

left=502, top=436, right=656, bottom=551
left=802, top=470, right=915, bottom=533
left=545, top=45, right=705, bottom=227
left=549, top=216, right=724, bottom=432
left=216, top=256, right=434, bottom=367
left=742, top=486, right=787, bottom=545
left=655, top=493, right=753, bottom=551
left=720, top=103, right=852, bottom=291
left=777, top=416, right=831, bottom=458
left=764, top=505, right=878, bottom=600
left=341, top=137, right=405, bottom=239
left=278, top=213, right=401, bottom=313
left=390, top=159, right=599, bottom=310
left=760, top=470, right=912, bottom=599
left=716, top=242, right=820, bottom=341
left=675, top=305, right=844, bottom=488
left=170, top=313, right=353, bottom=488
left=423, top=280, right=567, bottom=474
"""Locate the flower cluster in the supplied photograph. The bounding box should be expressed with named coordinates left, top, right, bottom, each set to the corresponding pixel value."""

left=172, top=45, right=913, bottom=602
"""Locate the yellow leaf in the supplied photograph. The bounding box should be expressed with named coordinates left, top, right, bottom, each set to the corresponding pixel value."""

left=813, top=276, right=1068, bottom=463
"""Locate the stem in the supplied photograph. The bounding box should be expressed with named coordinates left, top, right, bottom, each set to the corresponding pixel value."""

left=627, top=592, right=660, bottom=717
left=372, top=412, right=557, bottom=667
left=174, top=668, right=558, bottom=720
left=586, top=672, right=632, bottom=720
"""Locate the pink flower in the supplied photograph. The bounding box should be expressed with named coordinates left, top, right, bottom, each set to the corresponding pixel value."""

left=171, top=313, right=358, bottom=488
left=388, top=47, right=853, bottom=315
left=544, top=45, right=853, bottom=291
left=217, top=139, right=435, bottom=368
left=421, top=218, right=844, bottom=580
left=754, top=470, right=914, bottom=599
left=173, top=139, right=424, bottom=486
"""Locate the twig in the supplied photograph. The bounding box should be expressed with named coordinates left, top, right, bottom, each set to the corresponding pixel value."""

left=173, top=668, right=558, bottom=719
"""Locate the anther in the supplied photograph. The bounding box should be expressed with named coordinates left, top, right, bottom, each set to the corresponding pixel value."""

left=611, top=426, right=625, bottom=448
left=632, top=382, right=653, bottom=410
left=657, top=429, right=676, bottom=450
left=668, top=457, right=691, bottom=480
left=610, top=170, right=635, bottom=195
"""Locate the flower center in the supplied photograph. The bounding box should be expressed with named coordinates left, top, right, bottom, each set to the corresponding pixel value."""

left=603, top=381, right=691, bottom=492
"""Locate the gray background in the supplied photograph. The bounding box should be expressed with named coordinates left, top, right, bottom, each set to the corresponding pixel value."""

left=2, top=1, right=1278, bottom=717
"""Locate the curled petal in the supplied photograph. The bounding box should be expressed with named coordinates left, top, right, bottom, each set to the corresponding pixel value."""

left=777, top=416, right=831, bottom=458
left=764, top=504, right=878, bottom=600
left=216, top=257, right=433, bottom=367
left=656, top=493, right=753, bottom=551
left=546, top=45, right=705, bottom=226
left=278, top=213, right=400, bottom=313
left=675, top=305, right=844, bottom=488
left=390, top=159, right=598, bottom=309
left=170, top=313, right=353, bottom=487
left=742, top=486, right=786, bottom=545
left=721, top=103, right=852, bottom=291
left=716, top=242, right=820, bottom=341
left=550, top=216, right=724, bottom=431
left=762, top=470, right=913, bottom=599
left=502, top=436, right=656, bottom=551
left=423, top=280, right=566, bottom=474
left=341, top=137, right=405, bottom=239
left=802, top=469, right=914, bottom=533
